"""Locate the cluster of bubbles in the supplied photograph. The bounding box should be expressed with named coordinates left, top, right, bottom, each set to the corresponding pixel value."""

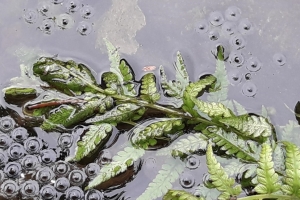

left=196, top=6, right=287, bottom=97
left=23, top=0, right=94, bottom=35
left=0, top=116, right=105, bottom=200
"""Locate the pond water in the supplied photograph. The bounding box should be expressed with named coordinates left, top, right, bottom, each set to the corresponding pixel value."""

left=0, top=0, right=299, bottom=199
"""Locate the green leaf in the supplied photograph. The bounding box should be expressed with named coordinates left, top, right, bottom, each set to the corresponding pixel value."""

left=86, top=146, right=145, bottom=189
left=86, top=103, right=145, bottom=125
left=233, top=100, right=247, bottom=115
left=174, top=51, right=190, bottom=90
left=140, top=73, right=160, bottom=103
left=71, top=124, right=113, bottom=161
left=201, top=127, right=258, bottom=162
left=219, top=114, right=273, bottom=138
left=192, top=97, right=233, bottom=118
left=254, top=143, right=281, bottom=194
left=281, top=141, right=300, bottom=197
left=131, top=118, right=184, bottom=149
left=163, top=190, right=204, bottom=200
left=279, top=120, right=300, bottom=147
left=137, top=158, right=185, bottom=200
left=206, top=143, right=242, bottom=199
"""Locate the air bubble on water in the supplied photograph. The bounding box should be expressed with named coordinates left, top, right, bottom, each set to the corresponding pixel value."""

left=69, top=169, right=87, bottom=186
left=185, top=155, right=200, bottom=169
left=66, top=0, right=80, bottom=12
left=52, top=0, right=64, bottom=4
left=20, top=180, right=39, bottom=198
left=58, top=133, right=73, bottom=149
left=65, top=186, right=84, bottom=199
left=40, top=184, right=57, bottom=199
left=238, top=18, right=254, bottom=35
left=179, top=172, right=195, bottom=189
left=39, top=149, right=57, bottom=165
left=242, top=81, right=257, bottom=97
left=1, top=180, right=19, bottom=198
left=208, top=30, right=219, bottom=41
left=144, top=157, right=157, bottom=170
left=53, top=161, right=70, bottom=177
left=77, top=21, right=93, bottom=35
left=246, top=57, right=262, bottom=72
left=209, top=11, right=224, bottom=26
left=11, top=127, right=29, bottom=143
left=229, top=51, right=244, bottom=67
left=85, top=189, right=105, bottom=200
left=4, top=162, right=21, bottom=178
left=21, top=155, right=39, bottom=170
left=273, top=53, right=286, bottom=66
left=38, top=4, right=50, bottom=15
left=225, top=6, right=241, bottom=21
left=98, top=150, right=112, bottom=165
left=0, top=149, right=8, bottom=167
left=85, top=163, right=100, bottom=179
left=221, top=21, right=237, bottom=36
left=195, top=20, right=209, bottom=34
left=39, top=19, right=55, bottom=34
left=8, top=143, right=26, bottom=160
left=54, top=177, right=70, bottom=192
left=55, top=14, right=75, bottom=29
left=0, top=134, right=12, bottom=150
left=229, top=34, right=246, bottom=50
left=0, top=116, right=15, bottom=133
left=228, top=69, right=243, bottom=85
left=23, top=9, right=39, bottom=24
left=80, top=5, right=95, bottom=19
left=36, top=167, right=55, bottom=184
left=24, top=137, right=43, bottom=154
left=245, top=73, right=252, bottom=80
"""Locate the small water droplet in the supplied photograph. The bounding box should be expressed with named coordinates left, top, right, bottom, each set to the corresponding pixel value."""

left=246, top=57, right=262, bottom=72
left=40, top=185, right=57, bottom=199
left=24, top=137, right=43, bottom=154
left=39, top=19, right=55, bottom=34
left=77, top=21, right=93, bottom=35
left=245, top=73, right=252, bottom=80
left=209, top=11, right=224, bottom=26
left=144, top=157, right=157, bottom=170
left=52, top=0, right=64, bottom=4
left=229, top=34, right=246, bottom=50
left=69, top=170, right=86, bottom=186
left=21, top=155, right=39, bottom=170
left=85, top=189, right=104, bottom=200
left=55, top=14, right=74, bottom=29
left=80, top=5, right=95, bottom=19
left=11, top=127, right=29, bottom=143
left=229, top=51, right=244, bottom=67
left=20, top=180, right=39, bottom=198
left=225, top=6, right=241, bottom=21
left=221, top=21, right=237, bottom=36
left=238, top=18, right=253, bottom=35
left=242, top=81, right=257, bottom=97
left=23, top=9, right=38, bottom=24
left=36, top=167, right=55, bottom=184
left=38, top=4, right=50, bottom=15
left=273, top=53, right=286, bottom=66
left=228, top=69, right=243, bottom=85
left=186, top=155, right=200, bottom=169
left=53, top=161, right=70, bottom=177
left=54, top=177, right=70, bottom=192
left=4, top=162, right=22, bottom=178
left=0, top=116, right=15, bottom=133
left=0, top=134, right=12, bottom=149
left=179, top=172, right=195, bottom=189
left=195, top=20, right=209, bottom=34
left=58, top=133, right=73, bottom=149
left=1, top=180, right=19, bottom=198
left=85, top=163, right=100, bottom=179
left=208, top=30, right=219, bottom=41
left=65, top=186, right=84, bottom=199
left=40, top=149, right=57, bottom=165
left=66, top=0, right=80, bottom=12
left=8, top=143, right=26, bottom=160
left=97, top=150, right=112, bottom=165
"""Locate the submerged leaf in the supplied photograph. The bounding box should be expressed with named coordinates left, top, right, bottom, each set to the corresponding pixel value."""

left=254, top=143, right=281, bottom=194
left=86, top=146, right=145, bottom=189
left=140, top=73, right=160, bottom=103
left=72, top=124, right=113, bottom=161
left=163, top=190, right=204, bottom=200
left=206, top=143, right=242, bottom=199
left=219, top=115, right=273, bottom=138
left=137, top=158, right=185, bottom=200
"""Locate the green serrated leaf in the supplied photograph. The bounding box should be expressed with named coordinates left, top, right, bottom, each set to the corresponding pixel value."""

left=206, top=143, right=242, bottom=199
left=219, top=114, right=273, bottom=138
left=72, top=124, right=112, bottom=161
left=86, top=103, right=145, bottom=125
left=86, top=146, right=145, bottom=189
left=137, top=158, right=185, bottom=200
left=254, top=143, right=281, bottom=194
left=174, top=51, right=190, bottom=90
left=163, top=190, right=204, bottom=200
left=281, top=141, right=300, bottom=197
left=140, top=73, right=160, bottom=103
left=131, top=118, right=184, bottom=149
left=279, top=120, right=300, bottom=147
left=160, top=65, right=181, bottom=98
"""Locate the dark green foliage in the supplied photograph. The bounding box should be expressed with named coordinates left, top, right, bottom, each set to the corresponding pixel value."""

left=140, top=73, right=160, bottom=103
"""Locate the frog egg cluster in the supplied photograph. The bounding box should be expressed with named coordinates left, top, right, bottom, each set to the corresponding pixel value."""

left=0, top=116, right=104, bottom=200
left=195, top=6, right=285, bottom=97
left=23, top=0, right=94, bottom=35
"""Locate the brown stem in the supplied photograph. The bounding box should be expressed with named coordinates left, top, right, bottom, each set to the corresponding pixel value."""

left=26, top=99, right=86, bottom=110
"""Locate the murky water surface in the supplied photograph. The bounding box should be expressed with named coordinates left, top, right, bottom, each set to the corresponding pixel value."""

left=0, top=0, right=300, bottom=199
